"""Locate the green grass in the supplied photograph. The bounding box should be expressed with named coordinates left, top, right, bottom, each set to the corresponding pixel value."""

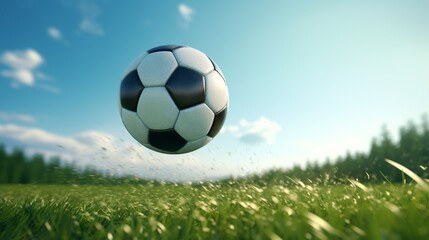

left=1, top=182, right=428, bottom=240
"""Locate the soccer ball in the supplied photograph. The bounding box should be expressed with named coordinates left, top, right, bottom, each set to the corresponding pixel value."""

left=119, top=45, right=228, bottom=154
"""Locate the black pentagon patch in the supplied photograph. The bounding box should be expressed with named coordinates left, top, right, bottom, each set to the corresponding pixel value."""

left=208, top=106, right=228, bottom=137
left=147, top=45, right=184, bottom=53
left=148, top=129, right=187, bottom=152
left=166, top=67, right=205, bottom=109
left=120, top=70, right=144, bottom=111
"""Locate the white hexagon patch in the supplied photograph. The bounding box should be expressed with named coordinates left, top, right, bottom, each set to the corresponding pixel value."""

left=173, top=47, right=214, bottom=75
left=137, top=52, right=178, bottom=87
left=121, top=108, right=150, bottom=144
left=174, top=104, right=214, bottom=141
left=137, top=87, right=179, bottom=130
left=205, top=71, right=228, bottom=113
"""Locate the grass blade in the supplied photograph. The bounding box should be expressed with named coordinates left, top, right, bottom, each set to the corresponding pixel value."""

left=348, top=179, right=370, bottom=192
left=385, top=159, right=429, bottom=192
left=306, top=212, right=342, bottom=237
left=379, top=171, right=392, bottom=184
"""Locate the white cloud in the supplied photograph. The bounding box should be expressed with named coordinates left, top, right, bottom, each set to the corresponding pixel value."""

left=0, top=123, right=226, bottom=181
left=46, top=27, right=70, bottom=46
left=0, top=49, right=58, bottom=92
left=80, top=18, right=104, bottom=35
left=178, top=3, right=194, bottom=24
left=0, top=124, right=79, bottom=149
left=222, top=117, right=282, bottom=144
left=1, top=49, right=43, bottom=70
left=1, top=69, right=34, bottom=85
left=0, top=49, right=43, bottom=86
left=0, top=112, right=36, bottom=123
left=78, top=2, right=104, bottom=35
left=47, top=27, right=62, bottom=40
left=56, top=0, right=104, bottom=36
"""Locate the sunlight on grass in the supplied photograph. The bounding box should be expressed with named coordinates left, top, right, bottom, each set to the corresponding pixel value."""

left=1, top=180, right=429, bottom=239
left=1, top=159, right=429, bottom=239
left=348, top=179, right=371, bottom=192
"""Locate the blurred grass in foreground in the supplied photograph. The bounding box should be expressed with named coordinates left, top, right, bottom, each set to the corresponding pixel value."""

left=1, top=179, right=428, bottom=240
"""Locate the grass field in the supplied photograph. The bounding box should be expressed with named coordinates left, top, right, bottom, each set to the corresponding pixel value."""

left=1, top=180, right=428, bottom=240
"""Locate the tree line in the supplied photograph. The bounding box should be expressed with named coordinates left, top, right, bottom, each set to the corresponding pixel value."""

left=1, top=115, right=428, bottom=184
left=0, top=146, right=148, bottom=185
left=247, top=115, right=429, bottom=185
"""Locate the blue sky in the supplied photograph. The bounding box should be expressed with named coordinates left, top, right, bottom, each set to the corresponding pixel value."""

left=1, top=0, right=428, bottom=181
